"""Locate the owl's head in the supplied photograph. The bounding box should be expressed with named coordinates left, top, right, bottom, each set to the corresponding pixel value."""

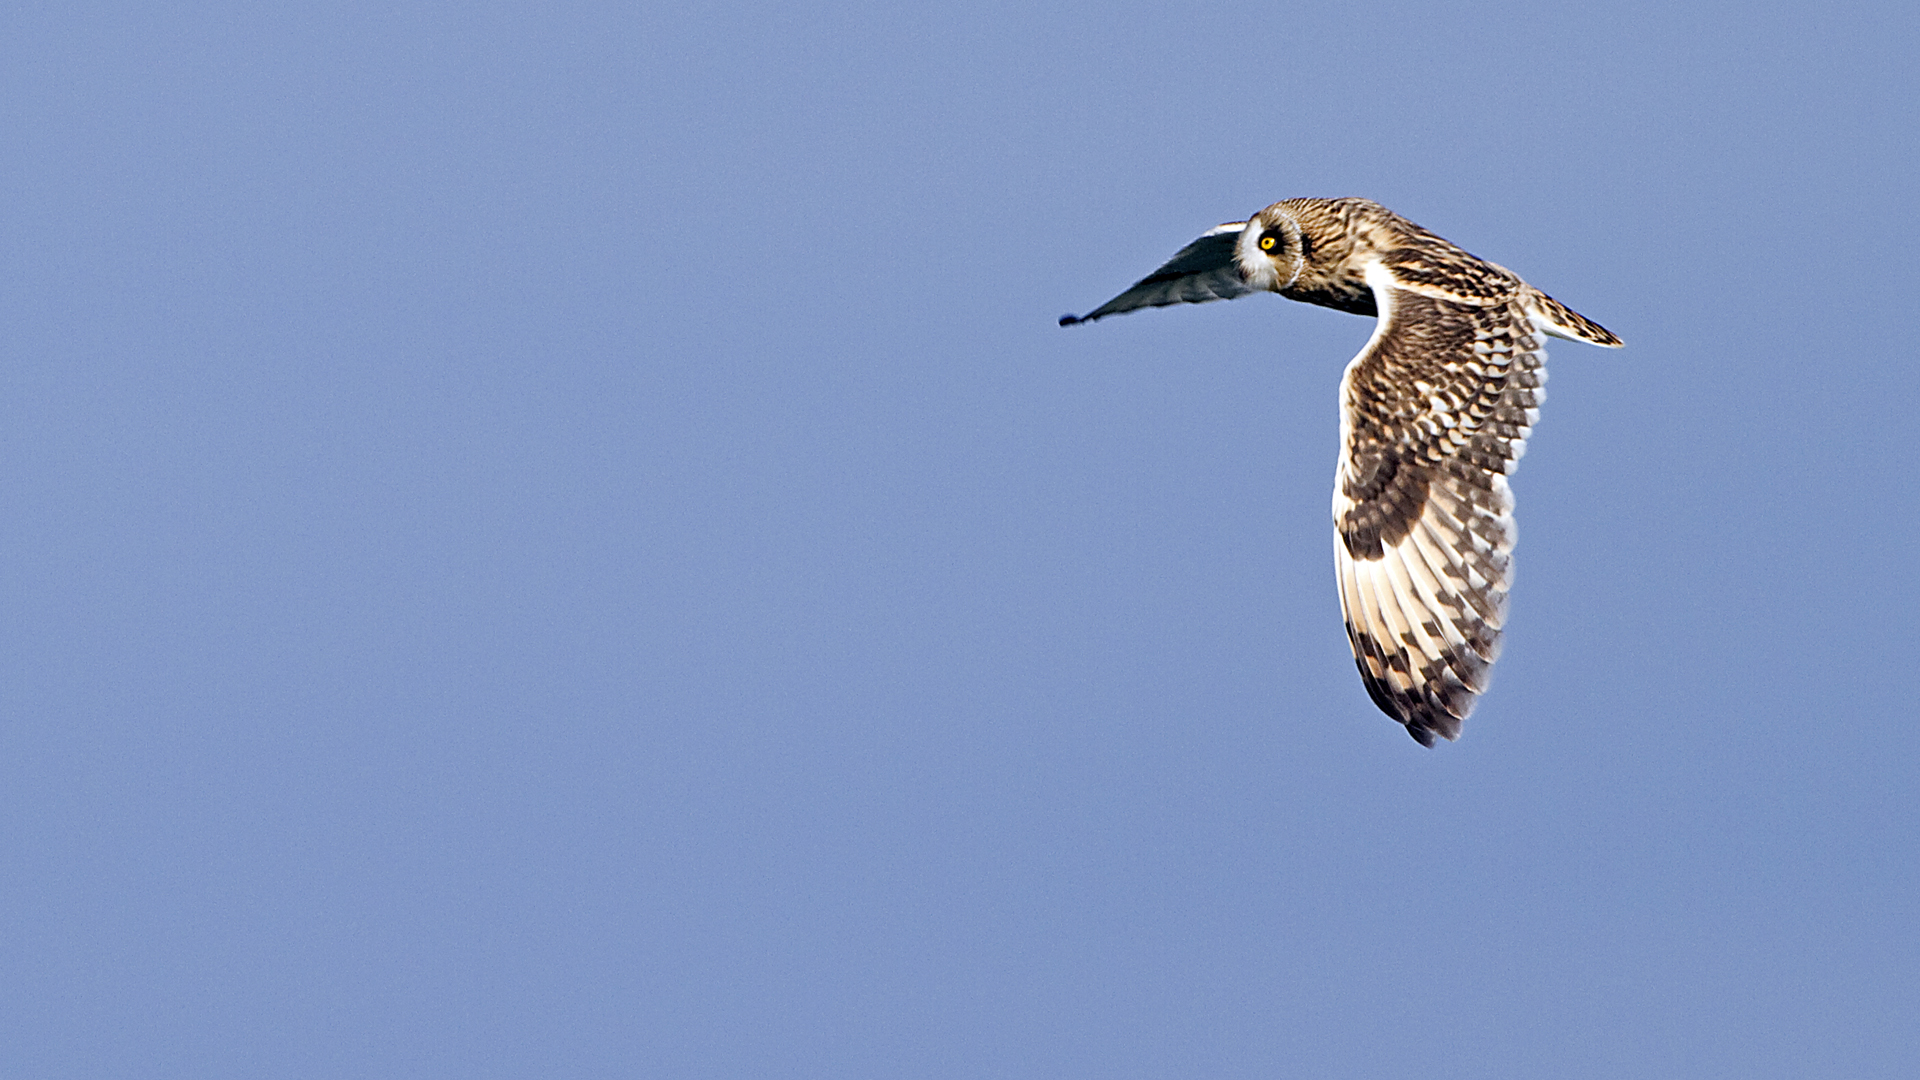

left=1234, top=206, right=1306, bottom=292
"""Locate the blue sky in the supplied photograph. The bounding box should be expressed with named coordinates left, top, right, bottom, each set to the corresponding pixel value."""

left=3, top=2, right=1916, bottom=1077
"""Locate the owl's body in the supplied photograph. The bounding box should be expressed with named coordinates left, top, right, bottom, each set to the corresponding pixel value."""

left=1062, top=198, right=1620, bottom=746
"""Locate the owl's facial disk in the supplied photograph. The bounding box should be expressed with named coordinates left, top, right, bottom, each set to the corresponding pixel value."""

left=1235, top=211, right=1303, bottom=291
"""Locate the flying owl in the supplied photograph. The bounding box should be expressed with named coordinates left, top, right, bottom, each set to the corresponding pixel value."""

left=1061, top=198, right=1621, bottom=745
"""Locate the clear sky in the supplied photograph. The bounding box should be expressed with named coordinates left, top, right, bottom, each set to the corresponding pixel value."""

left=3, top=2, right=1916, bottom=1077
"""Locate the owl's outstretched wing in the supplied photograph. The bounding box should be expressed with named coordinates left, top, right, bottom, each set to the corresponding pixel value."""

left=1059, top=223, right=1252, bottom=325
left=1332, top=262, right=1547, bottom=745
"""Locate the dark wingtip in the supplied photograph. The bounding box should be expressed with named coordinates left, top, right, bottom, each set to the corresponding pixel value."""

left=1404, top=715, right=1462, bottom=748
left=1058, top=313, right=1081, bottom=326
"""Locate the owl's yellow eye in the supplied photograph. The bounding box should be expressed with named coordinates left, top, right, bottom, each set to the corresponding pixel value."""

left=1259, top=235, right=1278, bottom=252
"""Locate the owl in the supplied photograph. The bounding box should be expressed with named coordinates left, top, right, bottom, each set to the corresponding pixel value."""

left=1063, top=198, right=1621, bottom=745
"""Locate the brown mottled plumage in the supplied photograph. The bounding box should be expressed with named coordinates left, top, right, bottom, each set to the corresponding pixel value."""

left=1061, top=198, right=1621, bottom=746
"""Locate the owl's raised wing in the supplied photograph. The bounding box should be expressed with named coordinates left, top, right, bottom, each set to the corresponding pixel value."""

left=1332, top=261, right=1547, bottom=745
left=1059, top=223, right=1253, bottom=325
